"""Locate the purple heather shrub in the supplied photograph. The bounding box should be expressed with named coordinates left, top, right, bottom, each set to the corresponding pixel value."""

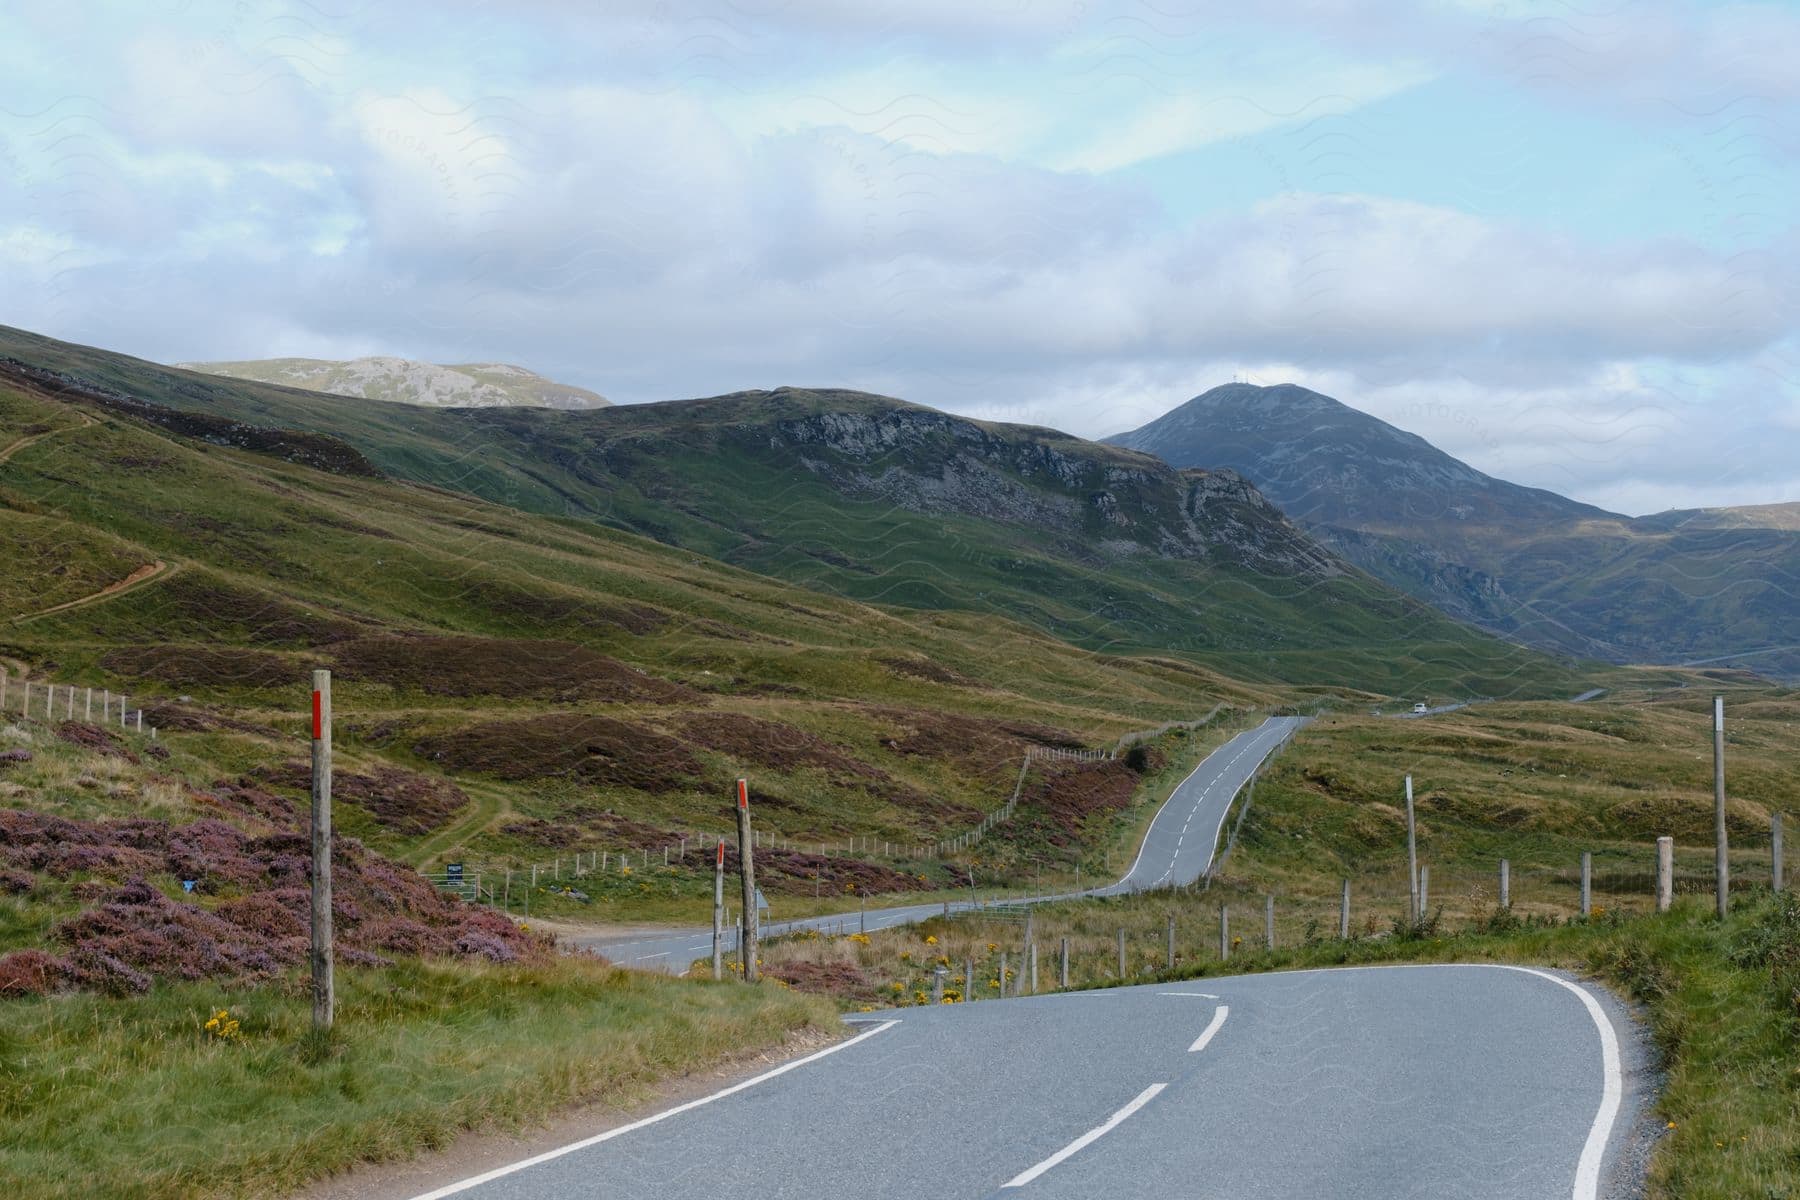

left=2, top=807, right=544, bottom=995
left=62, top=946, right=152, bottom=995
left=452, top=931, right=517, bottom=964
left=0, top=949, right=61, bottom=995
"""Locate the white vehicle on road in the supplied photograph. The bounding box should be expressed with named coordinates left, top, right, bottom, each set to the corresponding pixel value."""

left=1412, top=702, right=1429, bottom=714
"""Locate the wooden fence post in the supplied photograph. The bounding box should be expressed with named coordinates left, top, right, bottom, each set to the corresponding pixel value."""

left=309, top=670, right=334, bottom=1032
left=1774, top=813, right=1784, bottom=892
left=1405, top=775, right=1419, bottom=923
left=1713, top=696, right=1729, bottom=918
left=736, top=779, right=759, bottom=983
left=712, top=839, right=725, bottom=981
left=1657, top=836, right=1674, bottom=913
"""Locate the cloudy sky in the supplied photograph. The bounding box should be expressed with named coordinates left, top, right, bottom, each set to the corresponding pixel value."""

left=3, top=0, right=1796, bottom=514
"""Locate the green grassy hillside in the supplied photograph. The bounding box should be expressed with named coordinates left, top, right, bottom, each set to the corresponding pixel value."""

left=0, top=324, right=1580, bottom=699
left=2, top=350, right=1293, bottom=923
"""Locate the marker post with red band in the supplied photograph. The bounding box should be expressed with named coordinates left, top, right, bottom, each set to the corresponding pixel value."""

left=712, top=839, right=726, bottom=981
left=735, top=778, right=759, bottom=983
left=310, top=670, right=334, bottom=1030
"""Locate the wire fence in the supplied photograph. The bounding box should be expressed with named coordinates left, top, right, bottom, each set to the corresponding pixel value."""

left=834, top=835, right=1793, bottom=1002
left=0, top=669, right=160, bottom=739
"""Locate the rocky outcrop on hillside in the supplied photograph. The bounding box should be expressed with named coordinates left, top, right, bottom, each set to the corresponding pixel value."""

left=770, top=404, right=1342, bottom=580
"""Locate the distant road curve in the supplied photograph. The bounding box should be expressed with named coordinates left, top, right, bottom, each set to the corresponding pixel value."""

left=575, top=715, right=1306, bottom=971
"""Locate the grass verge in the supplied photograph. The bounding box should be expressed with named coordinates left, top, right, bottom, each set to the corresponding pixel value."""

left=0, top=958, right=836, bottom=1200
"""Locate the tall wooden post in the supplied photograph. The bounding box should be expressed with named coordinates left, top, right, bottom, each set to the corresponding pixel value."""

left=712, top=839, right=726, bottom=981
left=1656, top=836, right=1674, bottom=913
left=735, top=779, right=759, bottom=982
left=309, top=670, right=334, bottom=1031
left=1774, top=813, right=1785, bottom=893
left=1405, top=775, right=1419, bottom=924
left=1713, top=696, right=1729, bottom=918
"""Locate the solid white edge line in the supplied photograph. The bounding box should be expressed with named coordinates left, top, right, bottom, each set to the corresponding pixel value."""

left=1187, top=1005, right=1229, bottom=1053
left=1491, top=965, right=1623, bottom=1200
left=1156, top=991, right=1220, bottom=999
left=1001, top=1082, right=1168, bottom=1189
left=1117, top=718, right=1282, bottom=888
left=402, top=1019, right=903, bottom=1200
left=1252, top=961, right=1625, bottom=1200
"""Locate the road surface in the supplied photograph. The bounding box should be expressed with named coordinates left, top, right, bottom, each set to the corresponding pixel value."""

left=406, top=963, right=1647, bottom=1200
left=575, top=716, right=1305, bottom=970
left=1093, top=715, right=1303, bottom=895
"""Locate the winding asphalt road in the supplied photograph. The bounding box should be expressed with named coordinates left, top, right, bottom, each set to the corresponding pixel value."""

left=574, top=716, right=1306, bottom=970
left=407, top=962, right=1647, bottom=1200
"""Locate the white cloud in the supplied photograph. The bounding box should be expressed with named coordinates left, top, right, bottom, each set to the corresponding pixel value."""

left=1, top=0, right=1796, bottom=515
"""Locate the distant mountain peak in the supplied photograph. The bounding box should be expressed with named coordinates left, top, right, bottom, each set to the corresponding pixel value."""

left=1109, top=381, right=1611, bottom=533
left=176, top=355, right=610, bottom=410
left=1108, top=381, right=1800, bottom=679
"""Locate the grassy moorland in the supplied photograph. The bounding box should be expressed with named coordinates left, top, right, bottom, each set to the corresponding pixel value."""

left=2, top=361, right=1295, bottom=922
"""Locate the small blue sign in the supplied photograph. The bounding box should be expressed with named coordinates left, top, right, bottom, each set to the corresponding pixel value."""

left=182, top=880, right=196, bottom=894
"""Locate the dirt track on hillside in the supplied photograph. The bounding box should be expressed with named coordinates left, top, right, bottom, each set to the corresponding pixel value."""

left=11, top=560, right=171, bottom=624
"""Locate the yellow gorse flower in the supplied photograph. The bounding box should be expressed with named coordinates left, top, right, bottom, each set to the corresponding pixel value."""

left=203, top=1008, right=242, bottom=1041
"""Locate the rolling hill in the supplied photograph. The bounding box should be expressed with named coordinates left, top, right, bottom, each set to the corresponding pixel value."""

left=179, top=355, right=610, bottom=410
left=1109, top=383, right=1800, bottom=678
left=0, top=325, right=1577, bottom=699
left=4, top=337, right=1303, bottom=919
